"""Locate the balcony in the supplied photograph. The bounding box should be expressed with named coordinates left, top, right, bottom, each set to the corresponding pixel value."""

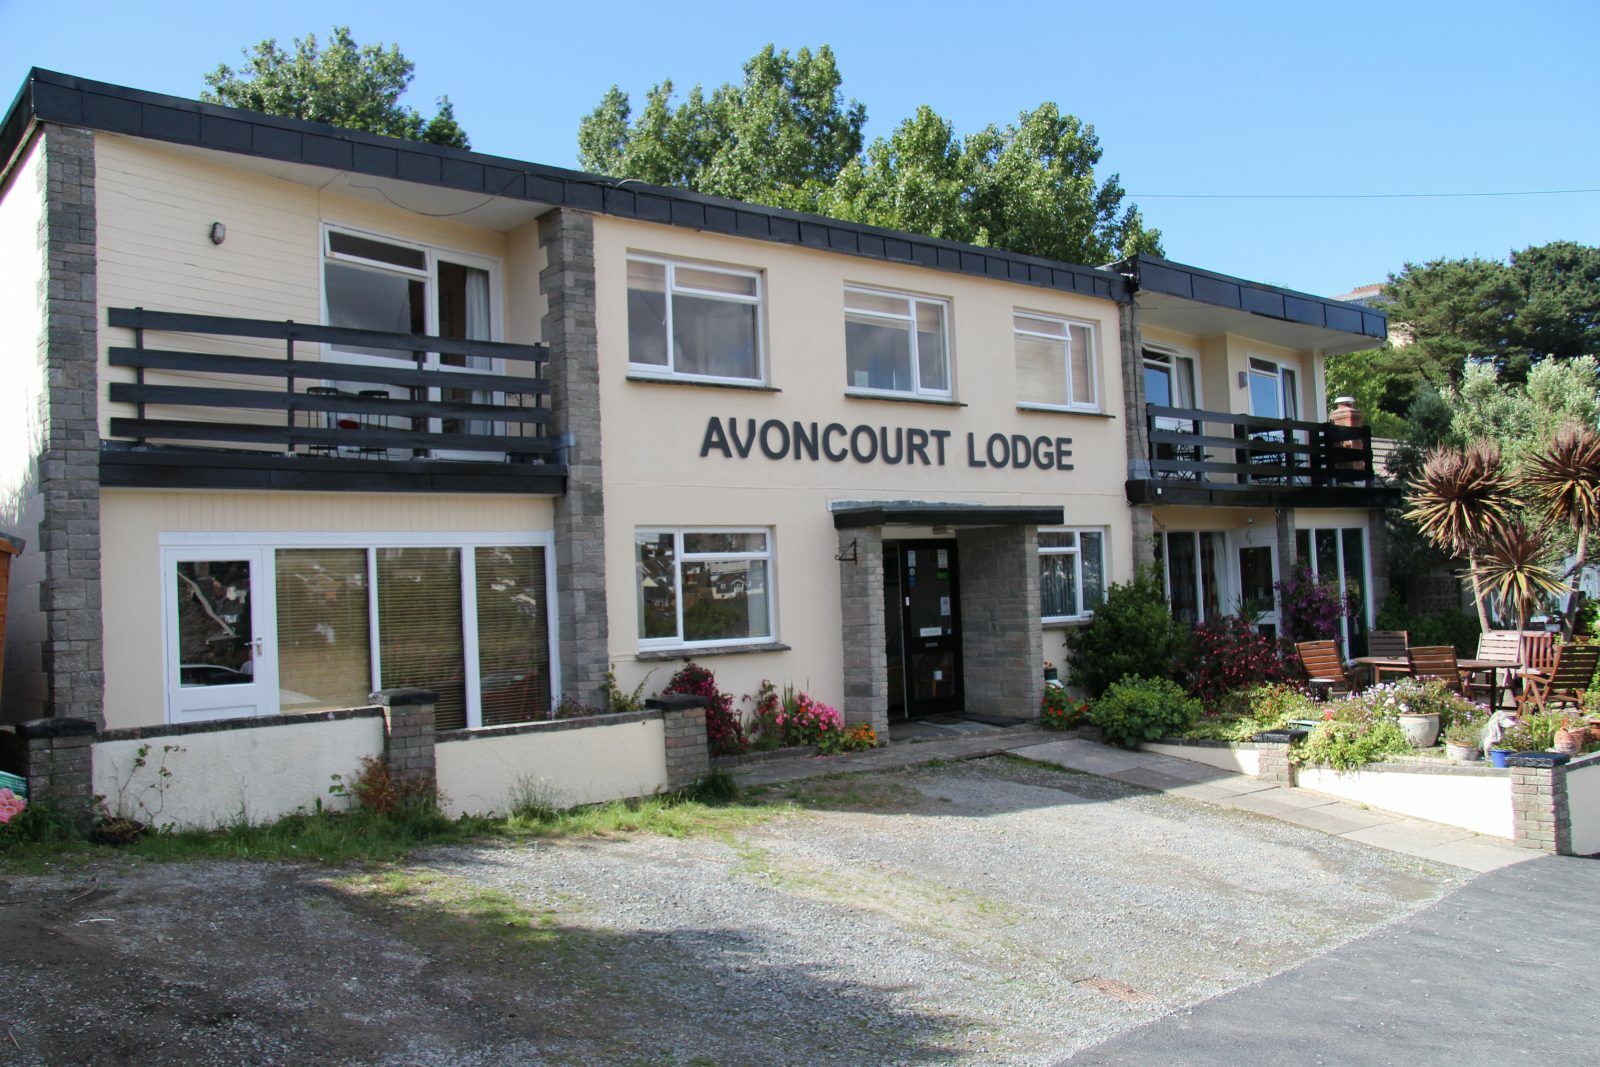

left=1125, top=404, right=1402, bottom=509
left=99, top=308, right=565, bottom=494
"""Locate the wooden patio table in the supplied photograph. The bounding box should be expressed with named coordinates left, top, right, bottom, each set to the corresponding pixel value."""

left=1350, top=656, right=1520, bottom=708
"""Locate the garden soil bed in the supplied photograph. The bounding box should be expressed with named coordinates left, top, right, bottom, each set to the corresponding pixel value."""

left=0, top=757, right=1465, bottom=1065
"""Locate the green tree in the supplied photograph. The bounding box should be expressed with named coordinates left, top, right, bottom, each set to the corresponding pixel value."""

left=577, top=45, right=1159, bottom=265
left=577, top=44, right=865, bottom=213
left=203, top=26, right=469, bottom=149
left=1447, top=356, right=1599, bottom=465
left=1511, top=241, right=1600, bottom=364
left=819, top=102, right=1160, bottom=264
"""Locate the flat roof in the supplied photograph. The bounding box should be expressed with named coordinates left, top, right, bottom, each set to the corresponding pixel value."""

left=0, top=68, right=1126, bottom=303
left=1113, top=254, right=1387, bottom=347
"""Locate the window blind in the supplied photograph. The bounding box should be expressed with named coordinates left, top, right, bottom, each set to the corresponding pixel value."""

left=1015, top=315, right=1067, bottom=406
left=475, top=546, right=551, bottom=727
left=275, top=549, right=371, bottom=713
left=377, top=547, right=467, bottom=731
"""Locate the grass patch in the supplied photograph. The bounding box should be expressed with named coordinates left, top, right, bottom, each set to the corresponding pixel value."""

left=0, top=775, right=791, bottom=870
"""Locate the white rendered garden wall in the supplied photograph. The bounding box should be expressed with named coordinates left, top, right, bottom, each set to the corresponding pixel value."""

left=91, top=710, right=385, bottom=830
left=435, top=714, right=669, bottom=817
left=1565, top=754, right=1600, bottom=857
left=1296, top=765, right=1514, bottom=838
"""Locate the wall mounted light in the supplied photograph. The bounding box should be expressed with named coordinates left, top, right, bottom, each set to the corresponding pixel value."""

left=1237, top=370, right=1249, bottom=389
left=209, top=221, right=227, bottom=245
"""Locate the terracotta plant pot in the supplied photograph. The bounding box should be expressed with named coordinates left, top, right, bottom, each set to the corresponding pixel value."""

left=1397, top=712, right=1441, bottom=749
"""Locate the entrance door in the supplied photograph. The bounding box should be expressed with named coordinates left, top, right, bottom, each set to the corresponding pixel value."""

left=884, top=540, right=962, bottom=718
left=1235, top=542, right=1280, bottom=638
left=163, top=548, right=278, bottom=722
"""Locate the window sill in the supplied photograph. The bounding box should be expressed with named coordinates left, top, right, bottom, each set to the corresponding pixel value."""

left=1043, top=617, right=1094, bottom=630
left=844, top=390, right=966, bottom=408
left=637, top=641, right=792, bottom=661
left=1016, top=404, right=1115, bottom=418
left=626, top=374, right=780, bottom=393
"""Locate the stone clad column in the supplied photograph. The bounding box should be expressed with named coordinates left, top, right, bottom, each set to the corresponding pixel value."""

left=539, top=209, right=609, bottom=707
left=955, top=525, right=1043, bottom=720
left=837, top=527, right=887, bottom=736
left=372, top=689, right=438, bottom=794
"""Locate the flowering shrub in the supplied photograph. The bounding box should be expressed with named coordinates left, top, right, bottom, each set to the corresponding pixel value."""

left=0, top=788, right=26, bottom=825
left=1292, top=678, right=1488, bottom=769
left=662, top=662, right=745, bottom=756
left=781, top=693, right=846, bottom=747
left=1184, top=614, right=1294, bottom=708
left=744, top=679, right=786, bottom=750
left=1041, top=687, right=1089, bottom=731
left=820, top=722, right=878, bottom=754
left=1186, top=682, right=1316, bottom=742
left=1277, top=565, right=1356, bottom=642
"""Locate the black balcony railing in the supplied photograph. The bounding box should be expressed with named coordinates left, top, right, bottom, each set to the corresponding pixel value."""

left=1144, top=404, right=1376, bottom=487
left=102, top=308, right=565, bottom=492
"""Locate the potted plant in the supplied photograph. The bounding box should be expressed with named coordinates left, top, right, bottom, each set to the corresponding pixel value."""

left=1443, top=720, right=1482, bottom=762
left=1043, top=661, right=1060, bottom=684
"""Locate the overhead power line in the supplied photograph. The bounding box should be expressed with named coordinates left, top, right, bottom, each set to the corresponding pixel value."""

left=1129, top=188, right=1600, bottom=200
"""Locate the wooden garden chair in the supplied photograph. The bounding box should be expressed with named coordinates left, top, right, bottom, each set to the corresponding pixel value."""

left=1363, top=630, right=1409, bottom=686
left=1516, top=643, right=1600, bottom=717
left=1406, top=645, right=1468, bottom=695
left=1296, top=640, right=1352, bottom=701
left=1466, top=631, right=1522, bottom=708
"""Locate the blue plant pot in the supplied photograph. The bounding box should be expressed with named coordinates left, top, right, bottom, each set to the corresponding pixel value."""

left=1489, top=749, right=1513, bottom=769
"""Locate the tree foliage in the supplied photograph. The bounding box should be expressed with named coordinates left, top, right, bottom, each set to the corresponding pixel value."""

left=203, top=26, right=469, bottom=149
left=577, top=44, right=1159, bottom=265
left=1340, top=242, right=1600, bottom=420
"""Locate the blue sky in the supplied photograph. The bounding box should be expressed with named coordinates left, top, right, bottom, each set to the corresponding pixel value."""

left=4, top=0, right=1596, bottom=296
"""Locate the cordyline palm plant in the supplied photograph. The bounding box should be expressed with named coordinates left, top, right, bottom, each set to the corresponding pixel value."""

left=1405, top=441, right=1517, bottom=630
left=1520, top=424, right=1600, bottom=636
left=1476, top=523, right=1570, bottom=632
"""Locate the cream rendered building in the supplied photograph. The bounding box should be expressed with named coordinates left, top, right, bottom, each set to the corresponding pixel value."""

left=0, top=70, right=1392, bottom=740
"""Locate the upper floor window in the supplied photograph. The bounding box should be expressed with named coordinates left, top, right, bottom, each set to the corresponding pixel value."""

left=1015, top=314, right=1098, bottom=411
left=1040, top=528, right=1107, bottom=622
left=1143, top=348, right=1196, bottom=410
left=627, top=256, right=764, bottom=384
left=844, top=287, right=951, bottom=398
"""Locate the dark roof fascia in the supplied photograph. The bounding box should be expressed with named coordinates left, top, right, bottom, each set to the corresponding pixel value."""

left=3, top=68, right=1129, bottom=304
left=832, top=503, right=1066, bottom=529
left=1113, top=253, right=1387, bottom=342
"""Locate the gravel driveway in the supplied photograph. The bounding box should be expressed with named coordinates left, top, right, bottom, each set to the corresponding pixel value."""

left=1, top=756, right=1465, bottom=1064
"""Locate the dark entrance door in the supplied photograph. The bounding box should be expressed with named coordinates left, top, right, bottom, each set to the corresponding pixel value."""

left=883, top=539, right=962, bottom=719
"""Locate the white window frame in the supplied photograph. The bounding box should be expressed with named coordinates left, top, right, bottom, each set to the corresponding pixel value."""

left=1014, top=312, right=1101, bottom=413
left=1297, top=525, right=1376, bottom=649
left=159, top=531, right=559, bottom=729
left=843, top=285, right=953, bottom=400
left=1039, top=526, right=1109, bottom=623
left=319, top=222, right=506, bottom=364
left=1157, top=529, right=1231, bottom=625
left=1142, top=344, right=1201, bottom=410
left=635, top=526, right=776, bottom=651
left=626, top=254, right=767, bottom=385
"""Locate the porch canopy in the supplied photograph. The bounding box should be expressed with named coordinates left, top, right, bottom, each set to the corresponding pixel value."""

left=831, top=502, right=1064, bottom=529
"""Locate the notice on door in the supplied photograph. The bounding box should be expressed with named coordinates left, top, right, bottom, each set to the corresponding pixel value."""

left=919, top=626, right=942, bottom=638
left=939, top=596, right=951, bottom=616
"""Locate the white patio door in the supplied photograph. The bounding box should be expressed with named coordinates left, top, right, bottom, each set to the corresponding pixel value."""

left=163, top=547, right=278, bottom=722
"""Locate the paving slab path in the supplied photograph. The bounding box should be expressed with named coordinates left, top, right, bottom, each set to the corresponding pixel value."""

left=729, top=730, right=1533, bottom=873
left=1010, top=739, right=1533, bottom=873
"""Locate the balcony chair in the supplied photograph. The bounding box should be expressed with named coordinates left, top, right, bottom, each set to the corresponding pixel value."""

left=1466, top=631, right=1522, bottom=708
left=1406, top=645, right=1468, bottom=695
left=1516, top=643, right=1600, bottom=718
left=1295, top=640, right=1352, bottom=701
